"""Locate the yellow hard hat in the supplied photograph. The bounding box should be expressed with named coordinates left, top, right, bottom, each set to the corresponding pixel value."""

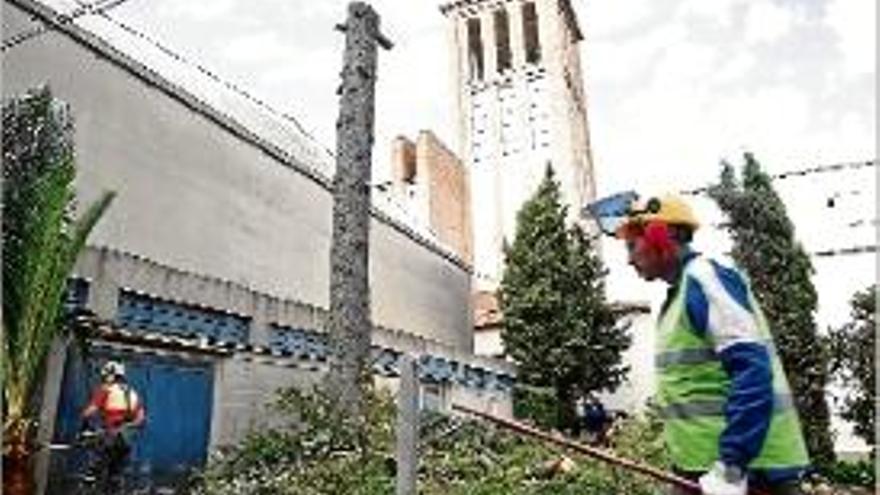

left=618, top=194, right=700, bottom=236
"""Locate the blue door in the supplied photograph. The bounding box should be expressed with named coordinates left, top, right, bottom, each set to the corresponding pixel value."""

left=51, top=346, right=214, bottom=491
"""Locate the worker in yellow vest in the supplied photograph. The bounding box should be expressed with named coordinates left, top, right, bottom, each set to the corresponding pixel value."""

left=585, top=192, right=809, bottom=495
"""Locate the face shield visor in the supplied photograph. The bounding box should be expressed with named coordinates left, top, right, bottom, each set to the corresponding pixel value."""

left=582, top=191, right=666, bottom=237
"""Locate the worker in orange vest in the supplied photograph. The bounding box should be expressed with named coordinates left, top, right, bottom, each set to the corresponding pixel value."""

left=80, top=360, right=146, bottom=482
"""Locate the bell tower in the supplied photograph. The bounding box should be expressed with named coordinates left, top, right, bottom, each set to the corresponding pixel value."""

left=441, top=0, right=596, bottom=291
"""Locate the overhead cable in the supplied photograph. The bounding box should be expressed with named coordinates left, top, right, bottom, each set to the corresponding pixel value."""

left=85, top=8, right=335, bottom=160
left=812, top=245, right=877, bottom=258
left=2, top=0, right=132, bottom=51
left=681, top=160, right=876, bottom=196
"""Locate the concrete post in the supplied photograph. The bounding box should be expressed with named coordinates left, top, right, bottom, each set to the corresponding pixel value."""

left=85, top=250, right=119, bottom=321
left=396, top=355, right=419, bottom=495
left=33, top=336, right=69, bottom=495
left=326, top=2, right=391, bottom=419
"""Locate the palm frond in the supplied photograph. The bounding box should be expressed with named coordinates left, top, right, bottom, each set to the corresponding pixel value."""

left=2, top=87, right=114, bottom=452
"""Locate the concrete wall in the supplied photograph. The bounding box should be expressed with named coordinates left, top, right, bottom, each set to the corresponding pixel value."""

left=210, top=350, right=513, bottom=448
left=209, top=354, right=325, bottom=447
left=598, top=311, right=656, bottom=415
left=2, top=1, right=472, bottom=352
left=473, top=327, right=503, bottom=358
left=67, top=246, right=514, bottom=447
left=469, top=304, right=656, bottom=416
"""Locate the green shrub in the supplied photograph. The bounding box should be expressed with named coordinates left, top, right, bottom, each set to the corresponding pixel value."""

left=512, top=384, right=559, bottom=430
left=188, top=385, right=396, bottom=495
left=606, top=402, right=668, bottom=471
left=818, top=458, right=876, bottom=488
left=418, top=408, right=667, bottom=494
left=189, top=387, right=671, bottom=494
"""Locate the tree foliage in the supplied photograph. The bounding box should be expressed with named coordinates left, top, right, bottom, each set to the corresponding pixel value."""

left=827, top=285, right=876, bottom=446
left=1, top=86, right=115, bottom=458
left=189, top=386, right=668, bottom=495
left=500, top=166, right=631, bottom=430
left=707, top=152, right=835, bottom=467
left=190, top=386, right=396, bottom=495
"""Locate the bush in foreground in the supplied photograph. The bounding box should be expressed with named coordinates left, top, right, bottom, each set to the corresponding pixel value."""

left=187, top=387, right=666, bottom=495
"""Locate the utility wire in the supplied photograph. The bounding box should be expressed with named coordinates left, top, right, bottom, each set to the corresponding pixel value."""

left=812, top=245, right=877, bottom=258
left=680, top=159, right=877, bottom=196
left=78, top=3, right=335, bottom=160
left=677, top=160, right=876, bottom=255
left=6, top=0, right=333, bottom=160
left=846, top=218, right=878, bottom=229
left=719, top=245, right=877, bottom=259
left=2, top=0, right=132, bottom=51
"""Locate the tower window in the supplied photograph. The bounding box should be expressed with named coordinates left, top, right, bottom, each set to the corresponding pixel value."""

left=522, top=2, right=541, bottom=64
left=467, top=18, right=484, bottom=81
left=494, top=8, right=512, bottom=73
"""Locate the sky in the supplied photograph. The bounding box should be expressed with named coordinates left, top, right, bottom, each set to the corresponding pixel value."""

left=23, top=0, right=872, bottom=322
left=22, top=0, right=876, bottom=449
left=72, top=0, right=874, bottom=327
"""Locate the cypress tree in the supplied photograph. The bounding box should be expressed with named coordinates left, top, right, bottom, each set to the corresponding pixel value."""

left=708, top=152, right=835, bottom=467
left=500, top=165, right=630, bottom=430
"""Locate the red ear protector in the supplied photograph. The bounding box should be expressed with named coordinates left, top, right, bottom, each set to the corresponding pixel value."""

left=642, top=221, right=675, bottom=256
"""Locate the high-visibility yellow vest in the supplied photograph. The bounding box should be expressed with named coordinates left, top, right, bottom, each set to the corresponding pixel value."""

left=655, top=268, right=809, bottom=471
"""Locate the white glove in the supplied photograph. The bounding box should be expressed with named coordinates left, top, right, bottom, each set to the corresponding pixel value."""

left=698, top=461, right=747, bottom=495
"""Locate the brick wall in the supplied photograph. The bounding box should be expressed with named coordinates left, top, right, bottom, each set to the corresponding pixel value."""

left=389, top=131, right=473, bottom=265
left=418, top=131, right=473, bottom=265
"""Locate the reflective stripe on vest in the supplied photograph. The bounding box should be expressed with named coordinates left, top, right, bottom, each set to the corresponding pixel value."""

left=656, top=338, right=773, bottom=368
left=659, top=393, right=795, bottom=420
left=104, top=383, right=138, bottom=412
left=655, top=261, right=810, bottom=472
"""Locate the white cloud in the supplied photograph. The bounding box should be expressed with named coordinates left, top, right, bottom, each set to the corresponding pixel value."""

left=675, top=0, right=744, bottom=18
left=743, top=2, right=798, bottom=45
left=222, top=32, right=289, bottom=64
left=675, top=0, right=744, bottom=28
left=588, top=23, right=689, bottom=84
left=579, top=0, right=654, bottom=38
left=156, top=0, right=236, bottom=22
left=656, top=39, right=719, bottom=83
left=259, top=46, right=337, bottom=87
left=714, top=51, right=756, bottom=83
left=825, top=0, right=876, bottom=77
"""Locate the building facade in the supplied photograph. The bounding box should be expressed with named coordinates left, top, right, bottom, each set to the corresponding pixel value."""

left=441, top=0, right=597, bottom=290
left=387, top=130, right=473, bottom=265
left=2, top=0, right=515, bottom=490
